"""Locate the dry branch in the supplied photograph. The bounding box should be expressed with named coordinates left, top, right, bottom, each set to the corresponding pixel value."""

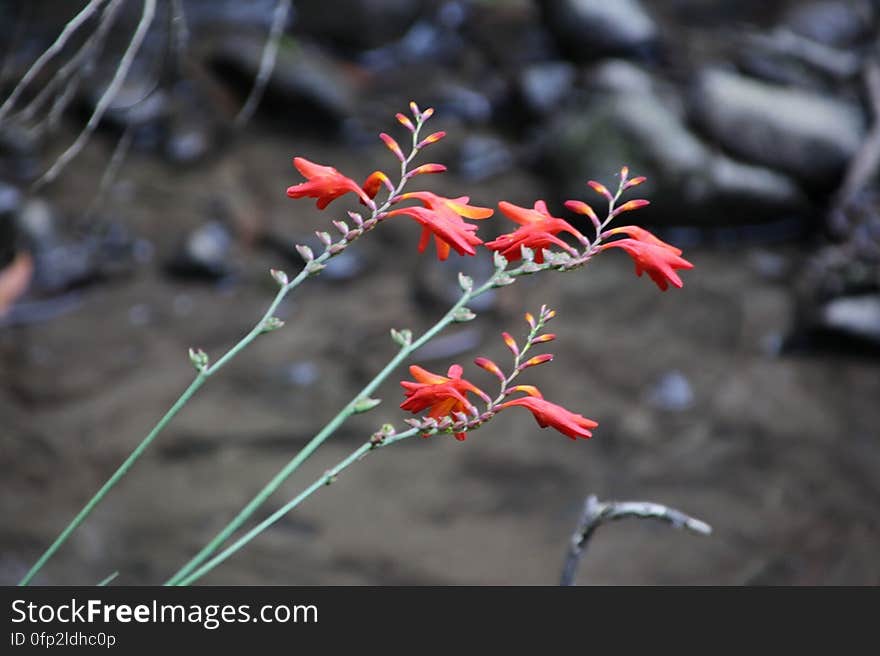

left=560, top=494, right=712, bottom=586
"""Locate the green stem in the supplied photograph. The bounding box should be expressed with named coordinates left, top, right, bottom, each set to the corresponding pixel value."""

left=176, top=428, right=420, bottom=586
left=165, top=277, right=493, bottom=585
left=18, top=372, right=206, bottom=586
left=18, top=113, right=439, bottom=587
left=19, top=253, right=327, bottom=586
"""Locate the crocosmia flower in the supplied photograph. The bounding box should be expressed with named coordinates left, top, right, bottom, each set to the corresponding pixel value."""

left=600, top=225, right=693, bottom=291
left=401, top=364, right=490, bottom=440
left=485, top=201, right=587, bottom=263
left=498, top=386, right=597, bottom=440
left=388, top=192, right=492, bottom=261
left=286, top=157, right=379, bottom=209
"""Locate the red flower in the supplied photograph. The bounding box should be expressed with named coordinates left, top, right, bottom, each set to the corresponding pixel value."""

left=485, top=201, right=587, bottom=263
left=387, top=192, right=492, bottom=261
left=286, top=157, right=379, bottom=209
left=600, top=225, right=693, bottom=291
left=498, top=386, right=597, bottom=441
left=400, top=364, right=490, bottom=440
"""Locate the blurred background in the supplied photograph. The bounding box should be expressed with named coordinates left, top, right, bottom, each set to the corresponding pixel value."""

left=1, top=0, right=879, bottom=585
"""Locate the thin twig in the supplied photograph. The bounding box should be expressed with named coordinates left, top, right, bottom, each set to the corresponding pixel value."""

left=14, top=0, right=125, bottom=126
left=85, top=122, right=133, bottom=218
left=560, top=494, right=712, bottom=586
left=234, top=0, right=291, bottom=127
left=168, top=0, right=189, bottom=79
left=34, top=0, right=157, bottom=190
left=0, top=0, right=106, bottom=122
left=96, top=571, right=119, bottom=586
left=834, top=59, right=880, bottom=209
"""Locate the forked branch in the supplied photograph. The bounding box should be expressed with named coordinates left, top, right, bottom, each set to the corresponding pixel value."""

left=560, top=494, right=712, bottom=586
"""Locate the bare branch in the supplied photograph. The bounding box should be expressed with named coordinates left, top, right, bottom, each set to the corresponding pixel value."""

left=234, top=0, right=292, bottom=127
left=834, top=59, right=880, bottom=210
left=85, top=122, right=133, bottom=218
left=0, top=0, right=106, bottom=123
left=34, top=0, right=157, bottom=190
left=14, top=0, right=125, bottom=126
left=168, top=0, right=190, bottom=78
left=560, top=494, right=712, bottom=586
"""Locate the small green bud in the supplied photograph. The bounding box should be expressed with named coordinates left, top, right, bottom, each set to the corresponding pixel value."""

left=270, top=268, right=288, bottom=286
left=262, top=317, right=285, bottom=333
left=188, top=347, right=209, bottom=372
left=353, top=397, right=382, bottom=414
left=453, top=307, right=476, bottom=322
left=390, top=328, right=413, bottom=347
left=493, top=251, right=508, bottom=271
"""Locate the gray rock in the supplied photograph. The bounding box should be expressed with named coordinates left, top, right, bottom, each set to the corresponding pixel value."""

left=540, top=64, right=808, bottom=224
left=518, top=61, right=576, bottom=116
left=182, top=0, right=281, bottom=31
left=0, top=182, right=22, bottom=219
left=458, top=135, right=515, bottom=182
left=820, top=295, right=880, bottom=343
left=166, top=221, right=233, bottom=280
left=211, top=36, right=358, bottom=123
left=164, top=120, right=212, bottom=165
left=691, top=69, right=866, bottom=187
left=539, top=0, right=659, bottom=60
left=294, top=0, right=426, bottom=50
left=646, top=370, right=694, bottom=412
left=783, top=1, right=873, bottom=48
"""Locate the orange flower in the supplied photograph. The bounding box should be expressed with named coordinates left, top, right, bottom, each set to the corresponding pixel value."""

left=400, top=364, right=490, bottom=440
left=600, top=225, right=693, bottom=291
left=286, top=157, right=379, bottom=209
left=485, top=201, right=587, bottom=263
left=387, top=192, right=492, bottom=261
left=498, top=386, right=597, bottom=441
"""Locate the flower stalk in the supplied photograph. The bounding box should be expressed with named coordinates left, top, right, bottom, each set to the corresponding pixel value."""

left=18, top=106, right=442, bottom=587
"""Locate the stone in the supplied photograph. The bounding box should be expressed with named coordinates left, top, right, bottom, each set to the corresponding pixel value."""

left=210, top=36, right=358, bottom=124
left=783, top=1, right=873, bottom=48
left=293, top=0, right=426, bottom=51
left=518, top=61, right=576, bottom=116
left=646, top=370, right=694, bottom=411
left=166, top=221, right=234, bottom=280
left=691, top=68, right=866, bottom=187
left=820, top=295, right=880, bottom=343
left=458, top=134, right=515, bottom=182
left=539, top=65, right=808, bottom=225
left=538, top=0, right=659, bottom=61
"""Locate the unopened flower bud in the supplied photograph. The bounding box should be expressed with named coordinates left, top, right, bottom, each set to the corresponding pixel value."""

left=261, top=316, right=285, bottom=333
left=493, top=251, right=508, bottom=271
left=306, top=260, right=326, bottom=275
left=396, top=112, right=415, bottom=132
left=458, top=272, right=473, bottom=291
left=295, top=244, right=314, bottom=262
left=353, top=397, right=382, bottom=414
left=390, top=328, right=413, bottom=347
left=270, top=268, right=289, bottom=286
left=188, top=347, right=209, bottom=372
